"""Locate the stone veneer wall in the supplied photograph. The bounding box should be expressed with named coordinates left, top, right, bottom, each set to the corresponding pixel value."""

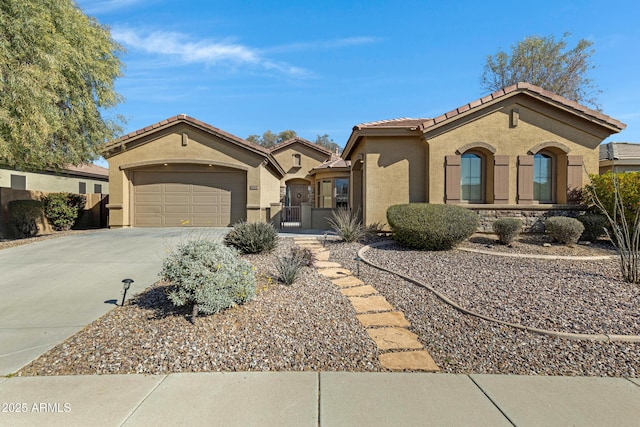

left=468, top=205, right=587, bottom=233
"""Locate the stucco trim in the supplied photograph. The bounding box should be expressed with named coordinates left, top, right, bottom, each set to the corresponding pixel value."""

left=527, top=141, right=571, bottom=155
left=118, top=159, right=250, bottom=171
left=455, top=142, right=497, bottom=155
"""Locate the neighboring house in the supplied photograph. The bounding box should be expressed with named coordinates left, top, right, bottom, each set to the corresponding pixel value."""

left=0, top=164, right=109, bottom=194
left=599, top=142, right=640, bottom=174
left=102, top=83, right=626, bottom=230
left=342, top=82, right=626, bottom=229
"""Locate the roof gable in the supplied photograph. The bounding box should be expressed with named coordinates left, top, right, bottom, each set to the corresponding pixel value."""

left=269, top=137, right=333, bottom=156
left=102, top=114, right=285, bottom=177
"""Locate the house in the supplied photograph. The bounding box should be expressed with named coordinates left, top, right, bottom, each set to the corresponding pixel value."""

left=0, top=164, right=109, bottom=194
left=342, top=82, right=625, bottom=230
left=102, top=83, right=625, bottom=231
left=0, top=164, right=109, bottom=236
left=102, top=116, right=349, bottom=228
left=599, top=142, right=640, bottom=174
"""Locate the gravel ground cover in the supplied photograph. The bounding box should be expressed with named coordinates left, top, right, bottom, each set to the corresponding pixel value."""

left=329, top=241, right=640, bottom=377
left=460, top=233, right=617, bottom=256
left=18, top=238, right=380, bottom=376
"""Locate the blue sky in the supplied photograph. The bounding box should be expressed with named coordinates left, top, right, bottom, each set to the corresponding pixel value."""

left=78, top=0, right=640, bottom=166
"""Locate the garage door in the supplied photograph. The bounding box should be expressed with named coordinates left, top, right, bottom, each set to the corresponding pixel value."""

left=133, top=171, right=246, bottom=227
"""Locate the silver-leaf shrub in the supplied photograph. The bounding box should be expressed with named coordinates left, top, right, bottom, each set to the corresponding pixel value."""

left=160, top=239, right=256, bottom=316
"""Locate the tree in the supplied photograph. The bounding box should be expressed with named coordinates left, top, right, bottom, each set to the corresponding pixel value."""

left=481, top=33, right=600, bottom=109
left=314, top=134, right=340, bottom=153
left=246, top=130, right=297, bottom=148
left=0, top=0, right=125, bottom=171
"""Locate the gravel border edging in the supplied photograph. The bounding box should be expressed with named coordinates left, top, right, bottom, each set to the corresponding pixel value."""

left=458, top=246, right=617, bottom=260
left=358, top=241, right=640, bottom=343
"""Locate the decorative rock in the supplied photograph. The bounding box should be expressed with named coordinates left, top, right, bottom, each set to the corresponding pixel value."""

left=349, top=296, right=394, bottom=313
left=379, top=351, right=440, bottom=371
left=542, top=243, right=552, bottom=247
left=366, top=328, right=424, bottom=350
left=357, top=312, right=410, bottom=327
left=340, top=285, right=378, bottom=297
left=331, top=276, right=365, bottom=288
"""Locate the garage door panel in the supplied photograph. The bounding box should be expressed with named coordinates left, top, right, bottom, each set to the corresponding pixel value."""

left=133, top=170, right=246, bottom=227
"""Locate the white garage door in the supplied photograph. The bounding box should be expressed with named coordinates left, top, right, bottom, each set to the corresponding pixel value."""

left=133, top=171, right=246, bottom=227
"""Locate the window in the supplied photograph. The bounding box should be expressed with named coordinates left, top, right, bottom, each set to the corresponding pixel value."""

left=293, top=154, right=301, bottom=167
left=335, top=178, right=349, bottom=208
left=534, top=153, right=553, bottom=202
left=460, top=153, right=483, bottom=202
left=94, top=184, right=102, bottom=194
left=79, top=182, right=86, bottom=194
left=317, top=180, right=332, bottom=208
left=10, top=174, right=26, bottom=190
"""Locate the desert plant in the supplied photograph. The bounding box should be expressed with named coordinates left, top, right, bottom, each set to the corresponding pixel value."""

left=8, top=200, right=43, bottom=238
left=493, top=218, right=523, bottom=245
left=586, top=173, right=639, bottom=284
left=577, top=213, right=608, bottom=243
left=585, top=172, right=640, bottom=232
left=328, top=207, right=364, bottom=242
left=386, top=203, right=479, bottom=250
left=42, top=192, right=86, bottom=231
left=544, top=216, right=584, bottom=246
left=275, top=254, right=304, bottom=285
left=223, top=221, right=278, bottom=254
left=290, top=246, right=314, bottom=267
left=160, top=238, right=256, bottom=321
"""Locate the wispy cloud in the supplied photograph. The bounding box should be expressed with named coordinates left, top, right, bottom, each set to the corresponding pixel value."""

left=77, top=0, right=145, bottom=14
left=112, top=27, right=310, bottom=77
left=264, top=36, right=380, bottom=54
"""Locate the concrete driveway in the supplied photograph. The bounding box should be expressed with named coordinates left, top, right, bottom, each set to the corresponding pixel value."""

left=0, top=228, right=229, bottom=376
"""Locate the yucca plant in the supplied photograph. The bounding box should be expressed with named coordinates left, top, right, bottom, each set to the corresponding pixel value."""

left=328, top=207, right=364, bottom=242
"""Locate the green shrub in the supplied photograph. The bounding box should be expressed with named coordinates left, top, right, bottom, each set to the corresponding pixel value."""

left=8, top=200, right=43, bottom=238
left=577, top=213, right=608, bottom=243
left=42, top=192, right=86, bottom=231
left=544, top=216, right=585, bottom=245
left=223, top=221, right=278, bottom=254
left=386, top=203, right=479, bottom=250
left=585, top=172, right=640, bottom=231
left=493, top=218, right=523, bottom=245
left=160, top=239, right=256, bottom=320
left=328, top=207, right=364, bottom=242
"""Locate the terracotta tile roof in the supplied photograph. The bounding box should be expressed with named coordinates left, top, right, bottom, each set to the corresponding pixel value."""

left=600, top=142, right=640, bottom=160
left=353, top=83, right=626, bottom=133
left=103, top=114, right=270, bottom=154
left=311, top=152, right=351, bottom=171
left=269, top=137, right=333, bottom=155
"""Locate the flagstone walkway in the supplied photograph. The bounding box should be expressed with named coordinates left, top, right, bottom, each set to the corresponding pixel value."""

left=293, top=237, right=439, bottom=372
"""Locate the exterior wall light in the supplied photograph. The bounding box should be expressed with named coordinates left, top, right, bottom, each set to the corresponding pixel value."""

left=121, top=279, right=134, bottom=306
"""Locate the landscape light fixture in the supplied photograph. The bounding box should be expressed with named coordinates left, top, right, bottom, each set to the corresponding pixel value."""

left=323, top=232, right=328, bottom=247
left=354, top=255, right=362, bottom=277
left=121, top=279, right=134, bottom=306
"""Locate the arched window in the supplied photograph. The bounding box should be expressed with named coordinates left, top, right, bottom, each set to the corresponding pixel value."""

left=461, top=152, right=483, bottom=202
left=534, top=152, right=553, bottom=202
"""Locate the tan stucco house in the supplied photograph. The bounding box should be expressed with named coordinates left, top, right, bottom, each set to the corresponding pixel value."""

left=103, top=83, right=625, bottom=230
left=0, top=164, right=108, bottom=194
left=599, top=142, right=640, bottom=174
left=342, top=82, right=626, bottom=229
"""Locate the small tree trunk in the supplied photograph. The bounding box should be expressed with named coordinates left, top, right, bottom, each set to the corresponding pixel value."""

left=191, top=303, right=199, bottom=324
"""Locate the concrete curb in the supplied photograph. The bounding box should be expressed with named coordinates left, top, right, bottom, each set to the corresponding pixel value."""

left=358, top=241, right=640, bottom=343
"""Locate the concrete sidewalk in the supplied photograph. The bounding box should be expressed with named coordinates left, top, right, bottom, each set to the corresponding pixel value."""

left=0, top=372, right=638, bottom=426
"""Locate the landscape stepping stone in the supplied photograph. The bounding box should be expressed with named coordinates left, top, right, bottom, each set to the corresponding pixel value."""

left=313, top=251, right=331, bottom=261
left=348, top=296, right=394, bottom=313
left=314, top=261, right=342, bottom=268
left=331, top=276, right=365, bottom=288
left=366, top=328, right=424, bottom=350
left=378, top=351, right=440, bottom=371
left=340, top=285, right=378, bottom=297
left=317, top=267, right=352, bottom=278
left=356, top=312, right=410, bottom=327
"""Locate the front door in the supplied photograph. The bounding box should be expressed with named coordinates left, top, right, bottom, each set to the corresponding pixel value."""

left=288, top=184, right=308, bottom=207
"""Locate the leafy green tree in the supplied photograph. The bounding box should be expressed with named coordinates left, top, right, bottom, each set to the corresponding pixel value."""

left=246, top=130, right=297, bottom=148
left=481, top=33, right=600, bottom=109
left=314, top=134, right=340, bottom=153
left=0, top=0, right=125, bottom=170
